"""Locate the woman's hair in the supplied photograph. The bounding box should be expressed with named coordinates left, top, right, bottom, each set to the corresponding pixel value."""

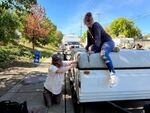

left=51, top=54, right=63, bottom=67
left=83, top=12, right=94, bottom=25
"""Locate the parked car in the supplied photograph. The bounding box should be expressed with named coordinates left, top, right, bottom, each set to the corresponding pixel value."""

left=61, top=41, right=81, bottom=60
left=65, top=41, right=80, bottom=50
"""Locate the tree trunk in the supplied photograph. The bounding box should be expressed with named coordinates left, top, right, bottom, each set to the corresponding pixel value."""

left=32, top=42, right=35, bottom=50
left=32, top=37, right=35, bottom=50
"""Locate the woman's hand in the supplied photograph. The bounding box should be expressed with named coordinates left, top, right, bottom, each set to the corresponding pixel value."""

left=71, top=60, right=77, bottom=64
left=87, top=50, right=94, bottom=55
left=71, top=63, right=77, bottom=68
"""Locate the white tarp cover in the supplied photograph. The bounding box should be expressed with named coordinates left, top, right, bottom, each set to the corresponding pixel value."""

left=77, top=50, right=150, bottom=69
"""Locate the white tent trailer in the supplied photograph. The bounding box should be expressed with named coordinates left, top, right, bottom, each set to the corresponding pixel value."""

left=69, top=49, right=150, bottom=112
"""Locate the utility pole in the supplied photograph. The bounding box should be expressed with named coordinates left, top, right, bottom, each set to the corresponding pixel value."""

left=80, top=16, right=83, bottom=37
left=95, top=13, right=100, bottom=22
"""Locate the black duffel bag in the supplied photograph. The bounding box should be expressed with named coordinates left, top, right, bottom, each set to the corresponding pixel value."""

left=0, top=100, right=28, bottom=113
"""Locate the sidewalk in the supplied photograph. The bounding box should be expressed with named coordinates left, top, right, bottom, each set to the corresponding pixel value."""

left=0, top=58, right=74, bottom=113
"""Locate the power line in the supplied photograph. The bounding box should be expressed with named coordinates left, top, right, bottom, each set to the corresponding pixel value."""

left=131, top=11, right=150, bottom=21
left=102, top=11, right=150, bottom=27
left=80, top=16, right=83, bottom=36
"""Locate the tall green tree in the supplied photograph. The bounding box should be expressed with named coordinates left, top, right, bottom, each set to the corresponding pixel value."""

left=81, top=31, right=87, bottom=44
left=0, top=9, right=22, bottom=44
left=143, top=34, right=150, bottom=39
left=110, top=18, right=142, bottom=38
left=24, top=4, right=51, bottom=50
left=36, top=18, right=58, bottom=46
left=0, top=0, right=36, bottom=44
left=104, top=25, right=114, bottom=37
left=55, top=31, right=63, bottom=45
left=0, top=0, right=37, bottom=11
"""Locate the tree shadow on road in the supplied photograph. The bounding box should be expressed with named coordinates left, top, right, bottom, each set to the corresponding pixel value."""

left=0, top=71, right=47, bottom=97
left=0, top=61, right=39, bottom=72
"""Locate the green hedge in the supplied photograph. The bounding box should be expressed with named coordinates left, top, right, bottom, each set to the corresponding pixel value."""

left=0, top=44, right=33, bottom=63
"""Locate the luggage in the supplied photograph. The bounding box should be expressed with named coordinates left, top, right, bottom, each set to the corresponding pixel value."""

left=0, top=100, right=28, bottom=113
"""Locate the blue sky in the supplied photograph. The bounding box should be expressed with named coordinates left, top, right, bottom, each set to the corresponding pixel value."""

left=37, top=0, right=150, bottom=36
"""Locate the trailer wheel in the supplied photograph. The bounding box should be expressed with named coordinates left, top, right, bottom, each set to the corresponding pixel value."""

left=144, top=104, right=150, bottom=113
left=74, top=102, right=81, bottom=113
